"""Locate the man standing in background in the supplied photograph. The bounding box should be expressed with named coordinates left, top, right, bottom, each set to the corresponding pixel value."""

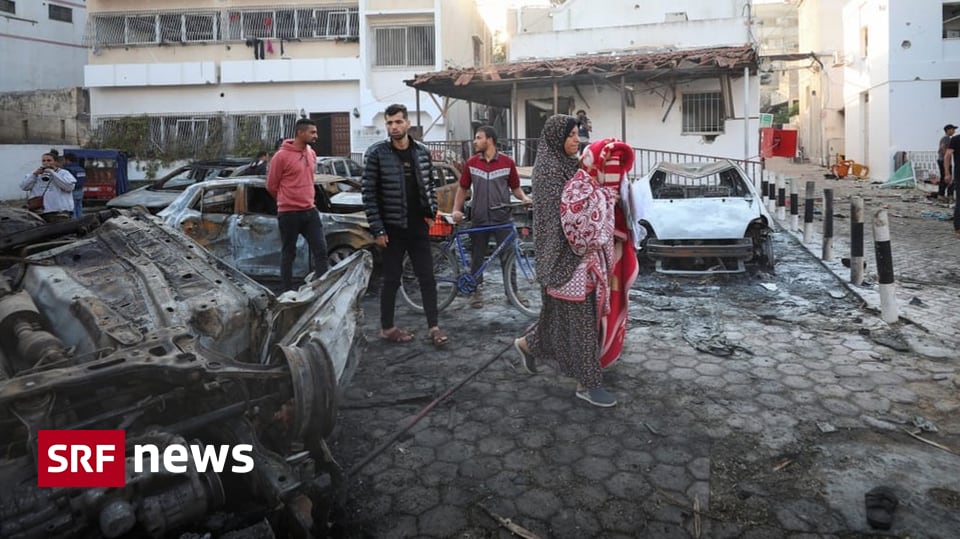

left=451, top=126, right=531, bottom=308
left=62, top=153, right=86, bottom=219
left=932, top=124, right=956, bottom=201
left=267, top=118, right=329, bottom=291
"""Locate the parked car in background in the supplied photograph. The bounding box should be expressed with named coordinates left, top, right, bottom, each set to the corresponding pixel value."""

left=107, top=157, right=254, bottom=212
left=636, top=160, right=774, bottom=274
left=331, top=159, right=462, bottom=213
left=158, top=176, right=374, bottom=278
left=317, top=156, right=364, bottom=184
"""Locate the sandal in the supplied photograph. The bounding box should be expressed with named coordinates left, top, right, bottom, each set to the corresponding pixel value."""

left=428, top=327, right=449, bottom=347
left=865, top=486, right=898, bottom=530
left=381, top=327, right=414, bottom=343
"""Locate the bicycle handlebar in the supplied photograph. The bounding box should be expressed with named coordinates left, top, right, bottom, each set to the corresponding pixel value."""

left=489, top=202, right=532, bottom=211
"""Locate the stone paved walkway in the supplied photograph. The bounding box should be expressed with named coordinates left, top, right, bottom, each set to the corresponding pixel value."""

left=329, top=165, right=960, bottom=537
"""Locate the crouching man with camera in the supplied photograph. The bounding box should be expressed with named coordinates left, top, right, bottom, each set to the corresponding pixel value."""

left=20, top=149, right=76, bottom=223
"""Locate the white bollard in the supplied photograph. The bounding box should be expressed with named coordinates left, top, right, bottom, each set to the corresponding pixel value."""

left=873, top=209, right=899, bottom=323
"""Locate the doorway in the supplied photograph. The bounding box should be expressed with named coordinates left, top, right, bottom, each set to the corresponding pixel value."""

left=524, top=97, right=572, bottom=166
left=309, top=112, right=351, bottom=156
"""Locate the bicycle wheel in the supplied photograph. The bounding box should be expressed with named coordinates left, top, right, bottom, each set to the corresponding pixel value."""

left=504, top=242, right=541, bottom=318
left=399, top=242, right=459, bottom=313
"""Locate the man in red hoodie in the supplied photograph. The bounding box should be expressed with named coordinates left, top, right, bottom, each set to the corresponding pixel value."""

left=267, top=118, right=328, bottom=291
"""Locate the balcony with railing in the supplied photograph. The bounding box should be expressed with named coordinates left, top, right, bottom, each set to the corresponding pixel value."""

left=84, top=4, right=361, bottom=87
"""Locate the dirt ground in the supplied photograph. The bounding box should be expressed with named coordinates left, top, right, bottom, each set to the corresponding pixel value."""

left=327, top=186, right=960, bottom=539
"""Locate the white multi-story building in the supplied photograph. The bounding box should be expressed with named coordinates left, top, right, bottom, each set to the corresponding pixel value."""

left=0, top=0, right=88, bottom=92
left=415, top=0, right=762, bottom=163
left=82, top=0, right=492, bottom=157
left=842, top=0, right=960, bottom=181
left=796, top=0, right=845, bottom=167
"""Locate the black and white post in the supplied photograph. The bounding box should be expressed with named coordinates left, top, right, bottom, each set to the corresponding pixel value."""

left=822, top=188, right=834, bottom=261
left=789, top=178, right=799, bottom=231
left=767, top=173, right=777, bottom=213
left=776, top=174, right=786, bottom=220
left=803, top=181, right=815, bottom=243
left=761, top=170, right=770, bottom=213
left=873, top=209, right=898, bottom=323
left=851, top=196, right=865, bottom=286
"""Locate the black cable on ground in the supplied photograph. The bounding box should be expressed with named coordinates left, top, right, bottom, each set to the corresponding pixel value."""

left=345, top=339, right=515, bottom=478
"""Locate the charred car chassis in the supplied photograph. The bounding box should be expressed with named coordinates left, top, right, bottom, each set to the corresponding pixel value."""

left=0, top=209, right=371, bottom=537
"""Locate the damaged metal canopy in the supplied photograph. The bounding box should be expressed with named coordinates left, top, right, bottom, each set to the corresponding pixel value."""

left=0, top=209, right=372, bottom=537
left=405, top=45, right=757, bottom=107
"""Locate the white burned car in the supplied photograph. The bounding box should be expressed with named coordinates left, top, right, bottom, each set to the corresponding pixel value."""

left=636, top=160, right=774, bottom=274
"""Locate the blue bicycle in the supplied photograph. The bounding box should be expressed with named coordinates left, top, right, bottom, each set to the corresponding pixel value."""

left=399, top=204, right=540, bottom=318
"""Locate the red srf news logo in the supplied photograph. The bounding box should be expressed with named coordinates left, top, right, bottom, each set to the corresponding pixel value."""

left=37, top=430, right=126, bottom=488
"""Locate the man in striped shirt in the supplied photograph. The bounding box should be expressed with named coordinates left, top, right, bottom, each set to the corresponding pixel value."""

left=451, top=126, right=531, bottom=308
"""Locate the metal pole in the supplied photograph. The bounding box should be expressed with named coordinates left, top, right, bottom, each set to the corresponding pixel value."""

left=851, top=196, right=865, bottom=285
left=789, top=178, right=799, bottom=232
left=822, top=188, right=834, bottom=261
left=873, top=209, right=898, bottom=323
left=416, top=89, right=421, bottom=131
left=511, top=82, right=519, bottom=163
left=803, top=181, right=815, bottom=243
left=744, top=65, right=750, bottom=163
left=552, top=80, right=558, bottom=114
left=621, top=75, right=627, bottom=141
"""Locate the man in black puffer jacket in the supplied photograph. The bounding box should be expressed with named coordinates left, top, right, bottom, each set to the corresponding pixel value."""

left=362, top=103, right=448, bottom=347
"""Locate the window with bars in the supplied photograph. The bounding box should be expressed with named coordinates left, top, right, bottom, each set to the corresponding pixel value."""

left=374, top=25, right=435, bottom=67
left=0, top=1, right=15, bottom=15
left=89, top=7, right=357, bottom=47
left=49, top=4, right=72, bottom=23
left=224, top=7, right=359, bottom=40
left=96, top=113, right=296, bottom=159
left=681, top=92, right=724, bottom=135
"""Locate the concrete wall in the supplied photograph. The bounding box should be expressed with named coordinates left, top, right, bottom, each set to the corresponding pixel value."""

left=509, top=18, right=749, bottom=60
left=0, top=145, right=63, bottom=202
left=0, top=1, right=87, bottom=91
left=512, top=76, right=760, bottom=164
left=548, top=0, right=746, bottom=30
left=0, top=88, right=90, bottom=145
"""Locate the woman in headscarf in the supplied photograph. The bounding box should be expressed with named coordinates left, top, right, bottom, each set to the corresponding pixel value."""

left=512, top=114, right=619, bottom=407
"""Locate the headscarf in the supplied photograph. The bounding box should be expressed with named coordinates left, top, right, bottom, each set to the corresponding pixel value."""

left=532, top=114, right=581, bottom=288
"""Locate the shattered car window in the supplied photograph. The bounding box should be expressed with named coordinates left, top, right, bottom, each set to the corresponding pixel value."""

left=650, top=168, right=750, bottom=199
left=196, top=186, right=237, bottom=214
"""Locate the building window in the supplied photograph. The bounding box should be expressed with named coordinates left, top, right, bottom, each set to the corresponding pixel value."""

left=942, top=81, right=959, bottom=98
left=88, top=7, right=358, bottom=48
left=859, top=26, right=868, bottom=58
left=682, top=92, right=724, bottom=135
left=0, top=1, right=15, bottom=15
left=374, top=25, right=435, bottom=67
left=944, top=3, right=960, bottom=38
left=472, top=35, right=482, bottom=67
left=49, top=4, right=72, bottom=23
left=225, top=8, right=359, bottom=40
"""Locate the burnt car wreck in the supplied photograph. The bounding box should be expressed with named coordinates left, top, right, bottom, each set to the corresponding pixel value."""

left=636, top=160, right=775, bottom=274
left=0, top=209, right=371, bottom=537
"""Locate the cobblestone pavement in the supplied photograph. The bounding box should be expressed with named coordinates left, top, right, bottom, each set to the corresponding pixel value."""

left=329, top=179, right=960, bottom=538
left=763, top=157, right=960, bottom=345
